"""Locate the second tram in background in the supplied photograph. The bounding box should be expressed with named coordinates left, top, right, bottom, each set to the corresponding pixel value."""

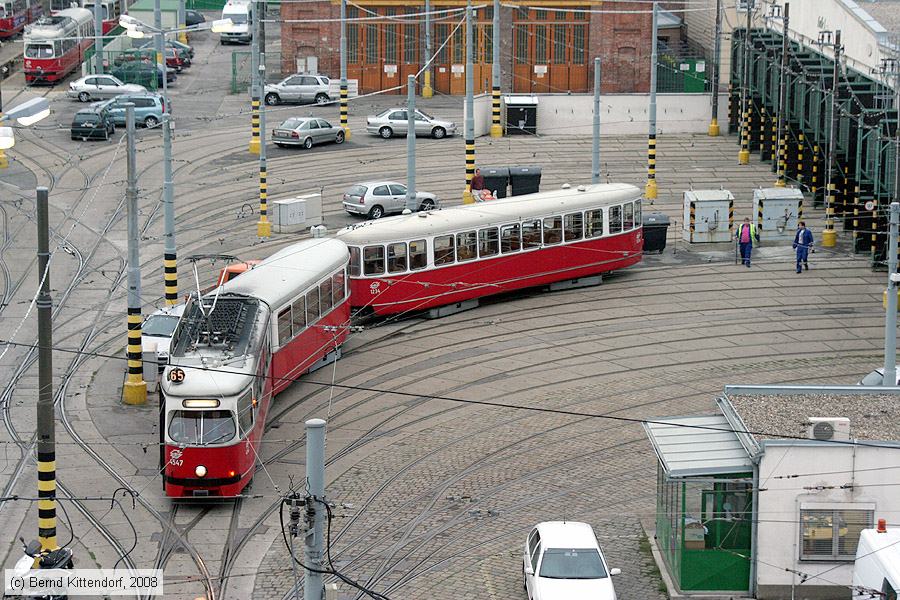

left=336, top=183, right=644, bottom=316
left=159, top=239, right=350, bottom=498
left=81, top=0, right=120, bottom=34
left=23, top=7, right=93, bottom=83
left=0, top=0, right=42, bottom=39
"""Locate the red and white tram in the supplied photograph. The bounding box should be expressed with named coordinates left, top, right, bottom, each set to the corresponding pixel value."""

left=159, top=238, right=350, bottom=498
left=337, top=183, right=644, bottom=316
left=23, top=8, right=93, bottom=83
left=0, top=0, right=40, bottom=39
left=81, top=0, right=119, bottom=34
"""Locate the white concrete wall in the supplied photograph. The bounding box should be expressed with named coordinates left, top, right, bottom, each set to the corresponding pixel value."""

left=463, top=93, right=492, bottom=138
left=756, top=442, right=900, bottom=596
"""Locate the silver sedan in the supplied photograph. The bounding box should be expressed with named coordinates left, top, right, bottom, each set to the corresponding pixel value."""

left=67, top=74, right=147, bottom=102
left=272, top=117, right=346, bottom=149
left=365, top=108, right=456, bottom=139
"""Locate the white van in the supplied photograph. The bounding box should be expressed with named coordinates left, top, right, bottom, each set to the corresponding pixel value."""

left=853, top=520, right=899, bottom=599
left=220, top=0, right=252, bottom=44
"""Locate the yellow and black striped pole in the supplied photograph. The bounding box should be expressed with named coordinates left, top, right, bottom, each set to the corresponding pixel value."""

left=463, top=0, right=475, bottom=204
left=340, top=84, right=351, bottom=140
left=489, top=0, right=502, bottom=138
left=775, top=131, right=787, bottom=187
left=249, top=96, right=261, bottom=155
left=124, top=307, right=146, bottom=405
left=339, top=0, right=352, bottom=139
left=645, top=2, right=659, bottom=200
left=738, top=5, right=751, bottom=165
left=123, top=104, right=147, bottom=406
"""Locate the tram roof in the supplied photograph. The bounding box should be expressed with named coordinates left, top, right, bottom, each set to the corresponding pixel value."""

left=335, top=183, right=642, bottom=246
left=163, top=363, right=251, bottom=400
left=219, top=237, right=348, bottom=309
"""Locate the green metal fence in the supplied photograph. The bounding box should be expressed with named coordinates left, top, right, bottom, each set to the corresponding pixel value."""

left=230, top=50, right=283, bottom=94
left=657, top=54, right=709, bottom=93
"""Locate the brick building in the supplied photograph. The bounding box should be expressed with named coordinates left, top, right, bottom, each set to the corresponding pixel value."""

left=281, top=1, right=654, bottom=94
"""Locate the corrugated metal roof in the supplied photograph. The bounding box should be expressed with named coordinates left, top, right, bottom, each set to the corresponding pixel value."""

left=643, top=415, right=753, bottom=478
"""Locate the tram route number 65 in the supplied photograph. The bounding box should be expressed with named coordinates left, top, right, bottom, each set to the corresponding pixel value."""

left=168, top=367, right=186, bottom=384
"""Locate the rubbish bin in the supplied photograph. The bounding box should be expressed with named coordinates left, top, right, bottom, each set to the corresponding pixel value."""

left=642, top=212, right=670, bottom=253
left=504, top=95, right=538, bottom=136
left=509, top=166, right=542, bottom=196
left=481, top=167, right=509, bottom=199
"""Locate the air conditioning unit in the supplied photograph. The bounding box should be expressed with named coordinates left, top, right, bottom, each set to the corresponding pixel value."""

left=807, top=417, right=851, bottom=442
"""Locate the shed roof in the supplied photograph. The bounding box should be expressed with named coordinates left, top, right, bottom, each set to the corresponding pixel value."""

left=643, top=414, right=753, bottom=478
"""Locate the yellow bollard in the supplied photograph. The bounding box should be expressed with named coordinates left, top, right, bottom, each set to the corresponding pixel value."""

left=821, top=229, right=837, bottom=248
left=708, top=117, right=720, bottom=137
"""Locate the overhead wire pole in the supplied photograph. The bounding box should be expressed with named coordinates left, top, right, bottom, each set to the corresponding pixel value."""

left=155, top=11, right=177, bottom=306
left=645, top=1, right=658, bottom=201
left=708, top=0, right=722, bottom=136
left=774, top=2, right=789, bottom=187
left=122, top=103, right=147, bottom=406
left=339, top=0, right=350, bottom=138
left=423, top=0, right=433, bottom=98
left=257, top=0, right=270, bottom=239
left=406, top=74, right=417, bottom=212
left=822, top=29, right=841, bottom=248
left=463, top=0, right=475, bottom=204
left=304, top=418, right=326, bottom=600
left=738, top=0, right=752, bottom=165
left=592, top=57, right=600, bottom=184
left=249, top=0, right=260, bottom=155
left=93, top=1, right=103, bottom=74
left=36, top=186, right=58, bottom=552
left=489, top=0, right=501, bottom=138
left=178, top=0, right=187, bottom=43
left=884, top=202, right=899, bottom=387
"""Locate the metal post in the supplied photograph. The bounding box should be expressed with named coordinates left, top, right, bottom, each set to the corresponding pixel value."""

left=463, top=0, right=475, bottom=204
left=592, top=57, right=600, bottom=184
left=178, top=0, right=187, bottom=44
left=257, top=4, right=270, bottom=239
left=823, top=29, right=841, bottom=247
left=423, top=0, right=433, bottom=98
left=159, top=28, right=177, bottom=305
left=93, top=0, right=103, bottom=74
left=154, top=0, right=163, bottom=81
left=894, top=67, right=899, bottom=204
left=645, top=2, right=658, bottom=200
left=122, top=104, right=147, bottom=406
left=304, top=418, right=326, bottom=600
left=339, top=0, right=351, bottom=138
left=775, top=3, right=789, bottom=186
left=406, top=75, right=417, bottom=212
left=739, top=0, right=752, bottom=164
left=489, top=0, right=501, bottom=138
left=36, top=186, right=57, bottom=551
left=709, top=0, right=722, bottom=136
left=249, top=0, right=260, bottom=155
left=883, top=202, right=899, bottom=386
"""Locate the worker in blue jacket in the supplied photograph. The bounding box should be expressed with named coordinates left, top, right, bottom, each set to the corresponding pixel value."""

left=793, top=221, right=814, bottom=273
left=735, top=217, right=759, bottom=268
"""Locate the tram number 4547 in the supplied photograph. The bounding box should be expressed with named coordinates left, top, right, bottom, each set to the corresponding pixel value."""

left=168, top=367, right=186, bottom=383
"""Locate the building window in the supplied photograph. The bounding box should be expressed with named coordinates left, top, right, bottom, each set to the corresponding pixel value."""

left=515, top=25, right=528, bottom=64
left=481, top=24, right=492, bottom=64
left=403, top=24, right=417, bottom=64
left=365, top=23, right=378, bottom=64
left=534, top=25, right=547, bottom=64
left=799, top=509, right=872, bottom=561
left=452, top=25, right=464, bottom=63
left=553, top=24, right=566, bottom=64
left=436, top=24, right=449, bottom=63
left=573, top=25, right=586, bottom=64
left=347, top=7, right=359, bottom=63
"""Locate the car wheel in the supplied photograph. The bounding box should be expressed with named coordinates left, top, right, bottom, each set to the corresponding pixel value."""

left=368, top=205, right=384, bottom=220
left=335, top=130, right=345, bottom=144
left=315, top=93, right=329, bottom=105
left=144, top=115, right=159, bottom=128
left=432, top=126, right=446, bottom=139
left=303, top=137, right=313, bottom=150
left=77, top=91, right=90, bottom=102
left=419, top=198, right=435, bottom=211
left=379, top=126, right=393, bottom=139
left=264, top=92, right=279, bottom=106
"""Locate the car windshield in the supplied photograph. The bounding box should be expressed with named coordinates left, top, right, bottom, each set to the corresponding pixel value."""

left=319, top=76, right=329, bottom=84
left=376, top=109, right=392, bottom=118
left=280, top=118, right=304, bottom=129
left=143, top=314, right=180, bottom=337
left=347, top=185, right=367, bottom=196
left=25, top=44, right=53, bottom=59
left=227, top=13, right=247, bottom=24
left=168, top=409, right=236, bottom=445
left=539, top=548, right=607, bottom=580
left=417, top=109, right=434, bottom=119
left=74, top=114, right=99, bottom=124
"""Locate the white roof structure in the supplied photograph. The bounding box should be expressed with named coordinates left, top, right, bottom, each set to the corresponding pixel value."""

left=643, top=414, right=754, bottom=477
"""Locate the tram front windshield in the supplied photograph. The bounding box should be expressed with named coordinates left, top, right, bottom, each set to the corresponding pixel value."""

left=25, top=44, right=53, bottom=59
left=168, top=409, right=236, bottom=445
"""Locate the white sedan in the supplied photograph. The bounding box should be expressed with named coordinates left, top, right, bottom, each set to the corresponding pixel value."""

left=524, top=521, right=621, bottom=600
left=142, top=304, right=185, bottom=370
left=67, top=75, right=147, bottom=102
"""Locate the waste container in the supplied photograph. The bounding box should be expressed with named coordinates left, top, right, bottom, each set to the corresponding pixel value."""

left=509, top=166, right=542, bottom=196
left=504, top=95, right=538, bottom=135
left=481, top=167, right=509, bottom=198
left=642, top=212, right=670, bottom=253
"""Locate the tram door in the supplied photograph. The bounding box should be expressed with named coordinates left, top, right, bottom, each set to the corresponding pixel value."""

left=513, top=8, right=589, bottom=94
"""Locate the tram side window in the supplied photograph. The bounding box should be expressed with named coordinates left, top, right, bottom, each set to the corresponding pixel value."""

left=277, top=307, right=292, bottom=346
left=634, top=199, right=642, bottom=227
left=409, top=240, right=427, bottom=270
left=306, top=288, right=320, bottom=323
left=522, top=220, right=542, bottom=249
left=586, top=209, right=604, bottom=237
left=624, top=202, right=634, bottom=230
left=609, top=205, right=623, bottom=234
left=237, top=390, right=254, bottom=437
left=564, top=212, right=584, bottom=242
left=434, top=235, right=455, bottom=265
left=501, top=223, right=521, bottom=253
left=387, top=242, right=408, bottom=274
left=292, top=296, right=306, bottom=332
left=543, top=216, right=562, bottom=245
left=349, top=247, right=361, bottom=276
left=363, top=245, right=385, bottom=275
left=456, top=231, right=477, bottom=261
left=320, top=278, right=333, bottom=312
left=332, top=272, right=345, bottom=305
left=479, top=227, right=499, bottom=257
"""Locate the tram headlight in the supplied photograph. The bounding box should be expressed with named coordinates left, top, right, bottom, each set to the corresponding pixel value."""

left=195, top=465, right=207, bottom=478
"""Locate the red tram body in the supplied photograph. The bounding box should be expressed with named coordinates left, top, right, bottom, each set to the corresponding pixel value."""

left=81, top=0, right=119, bottom=34
left=337, top=183, right=645, bottom=315
left=0, top=0, right=37, bottom=39
left=23, top=8, right=93, bottom=83
left=160, top=239, right=350, bottom=498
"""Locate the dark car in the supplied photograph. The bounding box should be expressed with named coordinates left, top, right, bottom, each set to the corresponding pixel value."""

left=115, top=47, right=187, bottom=72
left=71, top=107, right=115, bottom=141
left=185, top=9, right=205, bottom=27
left=111, top=62, right=175, bottom=89
left=133, top=40, right=193, bottom=66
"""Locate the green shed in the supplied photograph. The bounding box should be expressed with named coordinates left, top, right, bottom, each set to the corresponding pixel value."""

left=128, top=0, right=181, bottom=30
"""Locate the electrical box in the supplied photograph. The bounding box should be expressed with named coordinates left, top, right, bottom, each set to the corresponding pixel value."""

left=806, top=417, right=851, bottom=442
left=272, top=192, right=323, bottom=232
left=752, top=187, right=804, bottom=241
left=682, top=189, right=734, bottom=243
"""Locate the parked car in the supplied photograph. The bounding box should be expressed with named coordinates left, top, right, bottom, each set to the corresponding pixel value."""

left=342, top=181, right=437, bottom=219
left=264, top=74, right=331, bottom=106
left=70, top=107, right=116, bottom=141
left=66, top=74, right=146, bottom=102
left=116, top=47, right=187, bottom=72
left=95, top=94, right=168, bottom=128
left=111, top=62, right=176, bottom=89
left=366, top=108, right=456, bottom=139
left=132, top=40, right=193, bottom=66
left=524, top=522, right=621, bottom=600
left=858, top=368, right=900, bottom=386
left=185, top=9, right=205, bottom=27
left=142, top=304, right=186, bottom=371
left=272, top=117, right=344, bottom=149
